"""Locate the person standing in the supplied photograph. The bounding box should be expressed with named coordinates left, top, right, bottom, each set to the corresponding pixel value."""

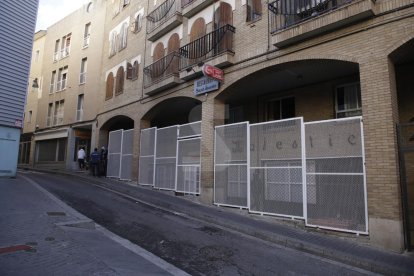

left=100, top=146, right=108, bottom=177
left=77, top=147, right=86, bottom=170
left=90, top=148, right=101, bottom=176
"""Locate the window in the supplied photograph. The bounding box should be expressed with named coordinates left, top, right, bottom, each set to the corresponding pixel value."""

left=123, top=0, right=130, bottom=7
left=54, top=40, right=60, bottom=62
left=113, top=0, right=121, bottom=16
left=109, top=31, right=117, bottom=56
left=127, top=61, right=139, bottom=80
left=77, top=94, right=84, bottom=121
left=54, top=100, right=64, bottom=126
left=119, top=22, right=128, bottom=50
left=246, top=0, right=262, bottom=22
left=35, top=50, right=40, bottom=62
left=57, top=66, right=68, bottom=91
left=336, top=83, right=362, bottom=118
left=50, top=71, right=56, bottom=93
left=27, top=111, right=32, bottom=123
left=83, top=23, right=91, bottom=47
left=60, top=33, right=71, bottom=58
left=115, top=66, right=124, bottom=95
left=265, top=97, right=295, bottom=121
left=133, top=14, right=142, bottom=33
left=86, top=2, right=93, bottom=12
left=47, top=103, right=53, bottom=126
left=36, top=138, right=66, bottom=162
left=80, top=58, right=87, bottom=84
left=106, top=72, right=114, bottom=100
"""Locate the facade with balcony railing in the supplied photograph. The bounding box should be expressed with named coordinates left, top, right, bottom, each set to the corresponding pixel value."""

left=24, top=0, right=414, bottom=253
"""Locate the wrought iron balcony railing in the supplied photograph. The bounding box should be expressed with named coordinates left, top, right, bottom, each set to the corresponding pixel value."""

left=143, top=51, right=180, bottom=88
left=179, top=24, right=235, bottom=70
left=268, top=0, right=351, bottom=32
left=181, top=0, right=195, bottom=8
left=147, top=0, right=180, bottom=34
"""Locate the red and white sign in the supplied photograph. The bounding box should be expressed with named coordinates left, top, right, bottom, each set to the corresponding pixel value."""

left=202, top=64, right=224, bottom=82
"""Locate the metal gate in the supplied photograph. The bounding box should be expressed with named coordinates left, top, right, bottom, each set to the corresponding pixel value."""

left=249, top=118, right=305, bottom=218
left=138, top=127, right=156, bottom=186
left=214, top=122, right=249, bottom=208
left=305, top=117, right=367, bottom=234
left=154, top=125, right=178, bottom=190
left=398, top=122, right=414, bottom=250
left=120, top=129, right=134, bottom=181
left=107, top=129, right=123, bottom=178
left=176, top=122, right=202, bottom=194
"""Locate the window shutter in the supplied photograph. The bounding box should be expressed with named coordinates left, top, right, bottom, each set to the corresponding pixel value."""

left=106, top=73, right=114, bottom=100
left=116, top=67, right=124, bottom=95
left=133, top=61, right=139, bottom=80
left=126, top=62, right=133, bottom=79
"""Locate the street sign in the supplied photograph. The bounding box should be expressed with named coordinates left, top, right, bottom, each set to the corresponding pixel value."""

left=194, top=77, right=219, bottom=96
left=202, top=64, right=224, bottom=82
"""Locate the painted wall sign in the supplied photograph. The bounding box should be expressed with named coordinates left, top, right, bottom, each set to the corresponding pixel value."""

left=202, top=64, right=224, bottom=81
left=194, top=77, right=219, bottom=96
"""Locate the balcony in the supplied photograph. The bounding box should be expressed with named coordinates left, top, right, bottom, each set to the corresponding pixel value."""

left=53, top=52, right=59, bottom=62
left=83, top=35, right=90, bottom=48
left=60, top=46, right=71, bottom=59
left=143, top=52, right=181, bottom=95
left=146, top=0, right=183, bottom=41
left=179, top=24, right=235, bottom=80
left=56, top=79, right=67, bottom=92
left=181, top=0, right=215, bottom=18
left=79, top=72, right=86, bottom=84
left=76, top=109, right=83, bottom=122
left=49, top=83, right=55, bottom=94
left=53, top=113, right=64, bottom=126
left=268, top=0, right=375, bottom=48
left=46, top=116, right=52, bottom=127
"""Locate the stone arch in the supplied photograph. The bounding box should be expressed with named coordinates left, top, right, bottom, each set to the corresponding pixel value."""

left=141, top=96, right=202, bottom=128
left=98, top=115, right=135, bottom=149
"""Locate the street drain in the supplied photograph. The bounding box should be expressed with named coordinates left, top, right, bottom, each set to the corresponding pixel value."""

left=45, top=237, right=55, bottom=241
left=47, top=212, right=66, bottom=216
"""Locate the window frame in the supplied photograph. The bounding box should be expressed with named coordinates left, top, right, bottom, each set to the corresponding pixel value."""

left=335, top=82, right=362, bottom=118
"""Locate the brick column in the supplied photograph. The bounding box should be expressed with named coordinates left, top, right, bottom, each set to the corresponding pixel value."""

left=359, top=57, right=403, bottom=252
left=200, top=96, right=225, bottom=203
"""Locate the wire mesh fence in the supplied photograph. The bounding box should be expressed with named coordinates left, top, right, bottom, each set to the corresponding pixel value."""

left=107, top=129, right=123, bottom=178
left=176, top=137, right=201, bottom=194
left=139, top=127, right=156, bottom=186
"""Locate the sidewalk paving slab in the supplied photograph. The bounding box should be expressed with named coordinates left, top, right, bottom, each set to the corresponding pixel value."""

left=0, top=174, right=189, bottom=276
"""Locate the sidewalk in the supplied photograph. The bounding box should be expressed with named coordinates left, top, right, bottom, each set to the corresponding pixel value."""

left=0, top=173, right=188, bottom=276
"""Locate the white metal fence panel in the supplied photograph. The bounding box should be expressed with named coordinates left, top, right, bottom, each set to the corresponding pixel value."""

left=120, top=129, right=134, bottom=181
left=139, top=127, right=156, bottom=186
left=154, top=125, right=178, bottom=190
left=250, top=118, right=305, bottom=218
left=107, top=129, right=123, bottom=178
left=178, top=121, right=202, bottom=138
left=305, top=117, right=367, bottom=233
left=176, top=137, right=201, bottom=194
left=214, top=122, right=249, bottom=208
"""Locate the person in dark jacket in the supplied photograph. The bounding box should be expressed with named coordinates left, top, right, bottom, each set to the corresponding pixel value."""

left=90, top=148, right=101, bottom=177
left=100, top=146, right=108, bottom=177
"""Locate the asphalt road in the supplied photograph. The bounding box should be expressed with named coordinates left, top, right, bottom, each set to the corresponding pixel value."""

left=29, top=172, right=376, bottom=276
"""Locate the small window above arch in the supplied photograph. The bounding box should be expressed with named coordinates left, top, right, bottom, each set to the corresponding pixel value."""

left=86, top=2, right=93, bottom=13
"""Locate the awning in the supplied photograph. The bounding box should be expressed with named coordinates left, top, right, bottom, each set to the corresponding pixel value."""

left=34, top=128, right=68, bottom=141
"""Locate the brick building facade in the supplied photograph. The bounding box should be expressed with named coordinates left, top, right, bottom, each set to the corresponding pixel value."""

left=22, top=0, right=414, bottom=252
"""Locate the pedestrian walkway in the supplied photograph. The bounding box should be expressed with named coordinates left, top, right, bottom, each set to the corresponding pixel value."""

left=25, top=167, right=414, bottom=275
left=0, top=173, right=188, bottom=276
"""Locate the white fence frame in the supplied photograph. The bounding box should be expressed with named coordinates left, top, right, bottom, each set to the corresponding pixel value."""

left=303, top=117, right=368, bottom=235
left=248, top=117, right=306, bottom=220
left=213, top=121, right=250, bottom=209
left=107, top=129, right=123, bottom=178
left=120, top=129, right=134, bottom=181
left=175, top=137, right=202, bottom=194
left=138, top=127, right=157, bottom=186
